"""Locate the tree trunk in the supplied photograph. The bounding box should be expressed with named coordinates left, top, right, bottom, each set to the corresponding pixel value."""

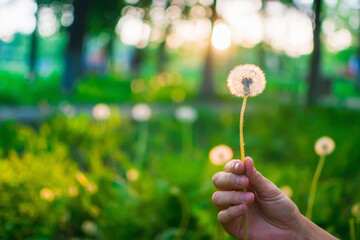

left=130, top=48, right=143, bottom=78
left=201, top=0, right=217, bottom=100
left=157, top=40, right=167, bottom=73
left=106, top=32, right=114, bottom=74
left=307, top=0, right=323, bottom=106
left=29, top=1, right=38, bottom=81
left=62, top=0, right=90, bottom=94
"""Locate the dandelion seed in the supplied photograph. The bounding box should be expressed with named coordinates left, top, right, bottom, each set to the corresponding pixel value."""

left=209, top=145, right=233, bottom=166
left=126, top=168, right=140, bottom=181
left=280, top=185, right=293, bottom=198
left=175, top=106, right=198, bottom=123
left=227, top=64, right=266, bottom=97
left=40, top=188, right=55, bottom=202
left=132, top=103, right=152, bottom=122
left=92, top=103, right=111, bottom=120
left=315, top=136, right=335, bottom=156
left=81, top=220, right=97, bottom=236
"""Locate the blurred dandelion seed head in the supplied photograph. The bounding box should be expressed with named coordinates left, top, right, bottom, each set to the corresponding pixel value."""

left=209, top=145, right=233, bottom=165
left=227, top=64, right=266, bottom=97
left=132, top=103, right=152, bottom=122
left=92, top=103, right=111, bottom=120
left=175, top=105, right=198, bottom=123
left=40, top=188, right=55, bottom=202
left=315, top=136, right=335, bottom=156
left=280, top=185, right=293, bottom=198
left=81, top=220, right=97, bottom=236
left=126, top=168, right=140, bottom=181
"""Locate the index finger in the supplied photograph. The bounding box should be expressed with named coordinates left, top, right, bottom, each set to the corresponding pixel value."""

left=225, top=159, right=245, bottom=175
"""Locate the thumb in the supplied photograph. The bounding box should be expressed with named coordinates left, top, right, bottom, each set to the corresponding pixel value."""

left=244, top=157, right=282, bottom=198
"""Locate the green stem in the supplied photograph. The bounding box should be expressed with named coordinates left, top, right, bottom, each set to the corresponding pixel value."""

left=240, top=96, right=248, bottom=240
left=350, top=218, right=356, bottom=240
left=135, top=122, right=148, bottom=168
left=182, top=123, right=192, bottom=156
left=306, top=155, right=326, bottom=220
left=174, top=190, right=190, bottom=240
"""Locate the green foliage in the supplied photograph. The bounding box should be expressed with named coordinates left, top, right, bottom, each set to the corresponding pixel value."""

left=0, top=105, right=359, bottom=239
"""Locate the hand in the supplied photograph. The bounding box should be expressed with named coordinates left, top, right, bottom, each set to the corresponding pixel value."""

left=212, top=157, right=338, bottom=240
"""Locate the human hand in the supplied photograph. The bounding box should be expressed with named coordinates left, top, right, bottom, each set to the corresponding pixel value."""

left=212, top=157, right=338, bottom=240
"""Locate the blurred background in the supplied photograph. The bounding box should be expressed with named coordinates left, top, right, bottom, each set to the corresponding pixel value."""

left=0, top=0, right=360, bottom=239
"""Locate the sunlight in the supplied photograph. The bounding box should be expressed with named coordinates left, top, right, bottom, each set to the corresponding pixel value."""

left=211, top=21, right=231, bottom=50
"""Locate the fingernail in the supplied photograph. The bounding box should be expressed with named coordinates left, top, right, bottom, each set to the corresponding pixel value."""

left=234, top=162, right=239, bottom=170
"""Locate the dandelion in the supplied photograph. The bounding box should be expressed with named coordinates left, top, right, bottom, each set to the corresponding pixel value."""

left=81, top=220, right=97, bottom=236
left=68, top=186, right=78, bottom=197
left=126, top=168, right=140, bottom=181
left=132, top=103, right=152, bottom=167
left=227, top=64, right=266, bottom=240
left=40, top=188, right=55, bottom=202
left=306, top=136, right=335, bottom=220
left=175, top=106, right=198, bottom=123
left=227, top=64, right=266, bottom=97
left=76, top=172, right=89, bottom=186
left=131, top=103, right=152, bottom=122
left=209, top=145, right=233, bottom=166
left=280, top=185, right=293, bottom=198
left=86, top=183, right=98, bottom=194
left=315, top=136, right=335, bottom=156
left=92, top=103, right=111, bottom=120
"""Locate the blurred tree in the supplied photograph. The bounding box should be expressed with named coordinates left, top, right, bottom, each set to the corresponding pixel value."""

left=29, top=0, right=39, bottom=81
left=201, top=0, right=217, bottom=100
left=62, top=0, right=90, bottom=93
left=307, top=0, right=323, bottom=106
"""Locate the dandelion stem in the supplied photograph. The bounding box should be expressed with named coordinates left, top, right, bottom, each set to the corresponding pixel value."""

left=350, top=218, right=356, bottom=240
left=135, top=122, right=148, bottom=168
left=174, top=190, right=190, bottom=240
left=306, top=155, right=326, bottom=220
left=239, top=96, right=248, bottom=240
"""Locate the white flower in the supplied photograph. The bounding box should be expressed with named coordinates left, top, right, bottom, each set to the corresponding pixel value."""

left=175, top=106, right=198, bottom=123
left=131, top=103, right=152, bottom=122
left=209, top=145, right=233, bottom=165
left=315, top=136, right=335, bottom=156
left=92, top=103, right=110, bottom=120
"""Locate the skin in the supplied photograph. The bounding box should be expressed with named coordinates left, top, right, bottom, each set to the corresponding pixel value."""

left=212, top=157, right=339, bottom=240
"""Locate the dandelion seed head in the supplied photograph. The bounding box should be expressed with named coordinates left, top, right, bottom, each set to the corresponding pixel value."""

left=315, top=136, right=335, bottom=156
left=209, top=145, right=233, bottom=165
left=227, top=64, right=266, bottom=97
left=132, top=103, right=152, bottom=122
left=81, top=220, right=97, bottom=236
left=92, top=103, right=111, bottom=120
left=175, top=106, right=198, bottom=123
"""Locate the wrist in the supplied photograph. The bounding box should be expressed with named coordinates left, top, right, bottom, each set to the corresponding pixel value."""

left=294, top=214, right=339, bottom=240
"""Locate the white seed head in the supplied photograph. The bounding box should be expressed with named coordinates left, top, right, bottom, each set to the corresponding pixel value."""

left=92, top=103, right=111, bottom=120
left=315, top=136, right=335, bottom=156
left=175, top=106, right=198, bottom=123
left=227, top=64, right=266, bottom=97
left=209, top=145, right=233, bottom=166
left=81, top=221, right=97, bottom=236
left=132, top=103, right=152, bottom=122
